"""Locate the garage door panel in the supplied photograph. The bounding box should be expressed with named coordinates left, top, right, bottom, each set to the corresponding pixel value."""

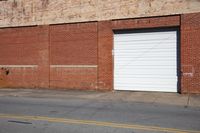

left=115, top=75, right=177, bottom=79
left=115, top=57, right=176, bottom=62
left=115, top=49, right=176, bottom=53
left=115, top=70, right=176, bottom=75
left=114, top=30, right=178, bottom=92
left=114, top=51, right=176, bottom=56
left=115, top=40, right=176, bottom=45
left=115, top=61, right=177, bottom=67
left=115, top=45, right=176, bottom=50
left=114, top=77, right=177, bottom=83
left=114, top=32, right=176, bottom=42
left=115, top=58, right=176, bottom=62
left=115, top=70, right=177, bottom=76
left=115, top=86, right=177, bottom=92
left=115, top=55, right=176, bottom=59
left=115, top=66, right=176, bottom=70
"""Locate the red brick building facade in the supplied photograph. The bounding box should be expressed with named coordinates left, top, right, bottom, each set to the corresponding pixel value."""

left=0, top=9, right=200, bottom=93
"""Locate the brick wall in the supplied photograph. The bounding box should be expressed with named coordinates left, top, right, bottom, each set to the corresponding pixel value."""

left=50, top=22, right=98, bottom=89
left=97, top=21, right=113, bottom=90
left=181, top=12, right=200, bottom=93
left=112, top=16, right=180, bottom=29
left=0, top=26, right=49, bottom=88
left=0, top=23, right=98, bottom=90
left=0, top=13, right=200, bottom=93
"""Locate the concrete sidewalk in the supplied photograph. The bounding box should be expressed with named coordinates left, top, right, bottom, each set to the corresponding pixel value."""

left=0, top=88, right=199, bottom=108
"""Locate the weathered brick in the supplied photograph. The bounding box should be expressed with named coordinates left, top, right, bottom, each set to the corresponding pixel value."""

left=0, top=26, right=49, bottom=88
left=181, top=12, right=200, bottom=94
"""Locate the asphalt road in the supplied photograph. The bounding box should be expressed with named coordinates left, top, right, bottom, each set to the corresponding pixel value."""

left=0, top=95, right=200, bottom=133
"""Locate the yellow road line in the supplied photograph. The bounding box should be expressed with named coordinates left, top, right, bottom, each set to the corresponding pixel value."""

left=0, top=113, right=199, bottom=133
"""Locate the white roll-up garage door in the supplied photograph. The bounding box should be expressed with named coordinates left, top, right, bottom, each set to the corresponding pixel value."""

left=114, top=30, right=178, bottom=92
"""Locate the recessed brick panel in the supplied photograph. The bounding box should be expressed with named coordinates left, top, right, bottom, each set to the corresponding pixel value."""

left=50, top=22, right=98, bottom=65
left=0, top=26, right=50, bottom=88
left=50, top=22, right=98, bottom=89
left=0, top=27, right=39, bottom=65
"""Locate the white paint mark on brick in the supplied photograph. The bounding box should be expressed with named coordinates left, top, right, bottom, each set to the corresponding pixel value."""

left=50, top=65, right=98, bottom=68
left=0, top=65, right=38, bottom=68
